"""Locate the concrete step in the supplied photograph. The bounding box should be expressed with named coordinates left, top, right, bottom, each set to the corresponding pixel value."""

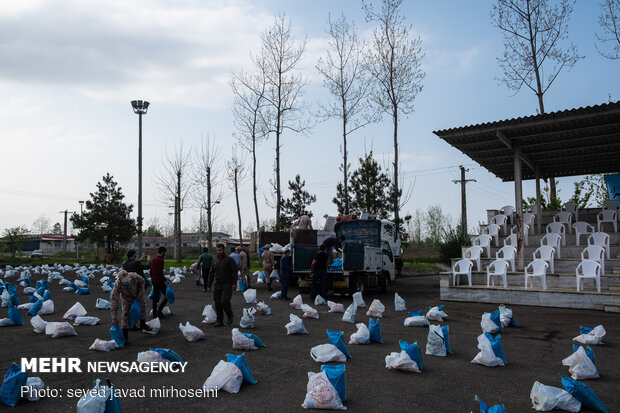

left=614, top=268, right=620, bottom=275
left=604, top=303, right=620, bottom=313
left=445, top=270, right=620, bottom=290
left=452, top=257, right=620, bottom=274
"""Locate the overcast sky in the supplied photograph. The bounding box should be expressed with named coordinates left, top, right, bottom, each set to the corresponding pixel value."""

left=0, top=0, right=618, bottom=237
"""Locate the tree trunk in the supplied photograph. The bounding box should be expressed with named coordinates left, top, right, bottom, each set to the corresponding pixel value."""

left=252, top=133, right=260, bottom=235
left=176, top=171, right=182, bottom=262
left=235, top=169, right=243, bottom=246
left=207, top=167, right=213, bottom=249
left=393, top=110, right=400, bottom=234
left=342, top=101, right=349, bottom=215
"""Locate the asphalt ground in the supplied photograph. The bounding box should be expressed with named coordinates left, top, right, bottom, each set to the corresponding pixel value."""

left=1, top=270, right=619, bottom=412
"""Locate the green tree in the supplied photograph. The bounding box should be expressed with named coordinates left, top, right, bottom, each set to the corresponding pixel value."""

left=143, top=224, right=164, bottom=238
left=70, top=173, right=137, bottom=261
left=568, top=174, right=609, bottom=208
left=279, top=174, right=316, bottom=229
left=347, top=151, right=393, bottom=219
left=424, top=205, right=450, bottom=246
left=2, top=226, right=29, bottom=258
left=52, top=223, right=62, bottom=234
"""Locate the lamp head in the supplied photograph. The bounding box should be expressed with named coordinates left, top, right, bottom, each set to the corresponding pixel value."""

left=131, top=100, right=150, bottom=114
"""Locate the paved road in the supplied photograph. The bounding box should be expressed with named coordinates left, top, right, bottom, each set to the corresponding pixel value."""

left=1, top=272, right=618, bottom=412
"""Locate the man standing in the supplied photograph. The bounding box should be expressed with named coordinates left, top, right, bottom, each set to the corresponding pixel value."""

left=310, top=245, right=329, bottom=301
left=150, top=246, right=168, bottom=318
left=207, top=244, right=237, bottom=327
left=110, top=270, right=151, bottom=344
left=261, top=244, right=275, bottom=292
left=297, top=212, right=313, bottom=230
left=197, top=247, right=213, bottom=291
left=279, top=248, right=293, bottom=300
left=237, top=246, right=251, bottom=288
left=122, top=249, right=150, bottom=279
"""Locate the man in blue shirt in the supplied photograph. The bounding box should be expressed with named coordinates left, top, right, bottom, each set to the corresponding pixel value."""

left=279, top=249, right=293, bottom=300
left=230, top=247, right=242, bottom=274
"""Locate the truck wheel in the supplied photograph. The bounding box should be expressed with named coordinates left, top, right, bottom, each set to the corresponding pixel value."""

left=349, top=276, right=364, bottom=296
left=379, top=271, right=388, bottom=293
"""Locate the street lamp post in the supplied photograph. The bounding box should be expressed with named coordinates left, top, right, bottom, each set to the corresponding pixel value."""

left=131, top=99, right=150, bottom=258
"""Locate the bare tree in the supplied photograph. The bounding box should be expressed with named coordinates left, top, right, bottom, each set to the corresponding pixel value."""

left=194, top=135, right=223, bottom=249
left=597, top=0, right=620, bottom=59
left=259, top=14, right=312, bottom=229
left=226, top=149, right=247, bottom=245
left=231, top=60, right=269, bottom=236
left=31, top=215, right=51, bottom=235
left=317, top=13, right=376, bottom=215
left=363, top=0, right=425, bottom=234
left=491, top=0, right=582, bottom=199
left=153, top=141, right=192, bottom=262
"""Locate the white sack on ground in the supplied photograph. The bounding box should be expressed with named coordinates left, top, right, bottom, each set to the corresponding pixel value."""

left=285, top=314, right=308, bottom=335
left=352, top=292, right=366, bottom=308
left=63, top=302, right=87, bottom=320
left=74, top=316, right=100, bottom=326
left=394, top=293, right=406, bottom=311
left=403, top=316, right=429, bottom=327
left=342, top=303, right=356, bottom=324
left=348, top=323, right=370, bottom=345
left=243, top=289, right=257, bottom=304
left=301, top=304, right=319, bottom=319
left=573, top=325, right=606, bottom=345
left=310, top=344, right=347, bottom=363
left=203, top=360, right=243, bottom=394
left=232, top=328, right=257, bottom=350
left=426, top=325, right=447, bottom=357
left=328, top=301, right=345, bottom=313
left=562, top=347, right=599, bottom=380
left=256, top=301, right=272, bottom=315
left=385, top=351, right=421, bottom=373
left=144, top=317, right=160, bottom=334
left=530, top=381, right=581, bottom=412
left=471, top=334, right=504, bottom=367
left=290, top=294, right=303, bottom=309
left=45, top=322, right=77, bottom=338
left=301, top=371, right=346, bottom=411
left=89, top=339, right=118, bottom=352
left=202, top=305, right=217, bottom=324
left=366, top=299, right=385, bottom=318
left=179, top=322, right=205, bottom=342
left=30, top=315, right=47, bottom=333
left=426, top=306, right=447, bottom=321
left=314, top=295, right=327, bottom=306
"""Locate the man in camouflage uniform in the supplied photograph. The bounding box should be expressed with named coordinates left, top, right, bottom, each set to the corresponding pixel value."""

left=111, top=270, right=151, bottom=343
left=237, top=246, right=251, bottom=288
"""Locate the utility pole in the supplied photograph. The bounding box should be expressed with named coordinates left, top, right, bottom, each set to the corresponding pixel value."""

left=59, top=210, right=69, bottom=253
left=452, top=166, right=476, bottom=239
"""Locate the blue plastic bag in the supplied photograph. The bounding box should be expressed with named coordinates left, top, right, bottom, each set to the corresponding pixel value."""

left=110, top=325, right=125, bottom=348
left=129, top=299, right=141, bottom=329
left=476, top=395, right=507, bottom=413
left=76, top=287, right=91, bottom=295
left=484, top=333, right=507, bottom=365
left=399, top=340, right=423, bottom=371
left=327, top=329, right=352, bottom=359
left=242, top=333, right=265, bottom=348
left=8, top=307, right=23, bottom=326
left=0, top=363, right=28, bottom=407
left=43, top=290, right=52, bottom=301
left=580, top=326, right=593, bottom=334
left=66, top=282, right=78, bottom=292
left=321, top=364, right=346, bottom=402
left=165, top=285, right=175, bottom=305
left=81, top=275, right=90, bottom=285
left=27, top=300, right=43, bottom=316
left=237, top=280, right=247, bottom=292
left=226, top=354, right=257, bottom=384
left=105, top=380, right=122, bottom=413
left=572, top=345, right=595, bottom=366
left=9, top=290, right=20, bottom=306
left=408, top=310, right=424, bottom=316
left=145, top=278, right=152, bottom=287
left=442, top=325, right=452, bottom=354
left=489, top=310, right=503, bottom=332
left=561, top=375, right=607, bottom=412
left=28, top=295, right=39, bottom=303
left=150, top=348, right=184, bottom=363
left=368, top=318, right=383, bottom=343
left=22, top=278, right=31, bottom=287
left=36, top=285, right=46, bottom=296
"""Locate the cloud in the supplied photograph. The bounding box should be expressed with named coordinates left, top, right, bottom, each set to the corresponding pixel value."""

left=0, top=0, right=273, bottom=108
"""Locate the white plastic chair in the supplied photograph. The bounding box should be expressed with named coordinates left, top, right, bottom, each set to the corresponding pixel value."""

left=588, top=232, right=611, bottom=259
left=484, top=223, right=501, bottom=246
left=463, top=246, right=483, bottom=272
left=496, top=246, right=516, bottom=272
left=473, top=234, right=493, bottom=257
left=511, top=224, right=529, bottom=246
left=523, top=212, right=535, bottom=234
left=487, top=259, right=509, bottom=289
left=541, top=233, right=562, bottom=259
left=533, top=245, right=556, bottom=273
left=576, top=260, right=601, bottom=293
left=524, top=259, right=549, bottom=290
left=500, top=206, right=515, bottom=224
left=581, top=245, right=606, bottom=275
left=504, top=233, right=517, bottom=247
left=546, top=222, right=567, bottom=246
left=563, top=201, right=579, bottom=222
left=597, top=210, right=617, bottom=233
left=491, top=214, right=508, bottom=235
left=573, top=221, right=594, bottom=246
left=452, top=259, right=473, bottom=287
left=554, top=211, right=573, bottom=234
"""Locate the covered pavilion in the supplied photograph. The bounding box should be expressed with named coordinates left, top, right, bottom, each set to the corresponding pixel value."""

left=433, top=101, right=620, bottom=270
